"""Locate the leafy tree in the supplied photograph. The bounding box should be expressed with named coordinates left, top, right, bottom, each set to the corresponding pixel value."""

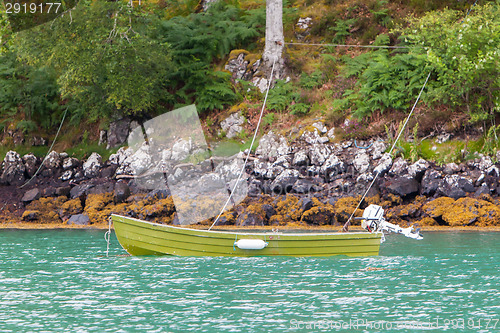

left=335, top=3, right=500, bottom=122
left=14, top=1, right=173, bottom=121
left=399, top=3, right=500, bottom=123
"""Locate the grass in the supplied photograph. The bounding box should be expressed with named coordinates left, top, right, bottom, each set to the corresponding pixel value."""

left=393, top=137, right=496, bottom=166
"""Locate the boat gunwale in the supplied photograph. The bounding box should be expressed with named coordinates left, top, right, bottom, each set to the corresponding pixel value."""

left=111, top=214, right=382, bottom=238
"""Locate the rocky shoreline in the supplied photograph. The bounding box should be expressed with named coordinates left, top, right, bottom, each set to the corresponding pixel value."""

left=2, top=126, right=500, bottom=229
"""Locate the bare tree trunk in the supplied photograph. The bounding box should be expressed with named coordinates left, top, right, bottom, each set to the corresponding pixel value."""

left=260, top=0, right=285, bottom=83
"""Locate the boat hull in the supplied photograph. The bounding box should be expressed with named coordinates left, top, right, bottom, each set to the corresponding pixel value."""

left=111, top=214, right=382, bottom=257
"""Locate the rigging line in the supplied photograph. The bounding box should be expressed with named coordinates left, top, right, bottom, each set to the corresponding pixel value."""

left=209, top=58, right=277, bottom=231
left=285, top=42, right=408, bottom=49
left=342, top=71, right=431, bottom=232
left=18, top=107, right=69, bottom=189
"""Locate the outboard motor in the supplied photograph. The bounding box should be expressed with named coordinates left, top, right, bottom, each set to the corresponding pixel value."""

left=359, top=204, right=423, bottom=240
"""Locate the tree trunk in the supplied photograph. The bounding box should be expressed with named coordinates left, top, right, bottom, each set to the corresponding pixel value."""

left=261, top=0, right=285, bottom=81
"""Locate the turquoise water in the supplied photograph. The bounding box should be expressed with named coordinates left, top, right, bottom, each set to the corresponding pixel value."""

left=0, top=231, right=498, bottom=332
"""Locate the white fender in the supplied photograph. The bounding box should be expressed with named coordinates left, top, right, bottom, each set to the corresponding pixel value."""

left=234, top=239, right=268, bottom=250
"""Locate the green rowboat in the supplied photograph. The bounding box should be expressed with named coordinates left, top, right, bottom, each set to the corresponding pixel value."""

left=111, top=214, right=382, bottom=257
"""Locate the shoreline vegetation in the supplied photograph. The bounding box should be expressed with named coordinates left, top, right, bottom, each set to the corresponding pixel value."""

left=1, top=2, right=499, bottom=233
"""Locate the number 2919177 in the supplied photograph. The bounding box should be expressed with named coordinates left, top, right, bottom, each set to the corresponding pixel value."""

left=5, top=2, right=62, bottom=14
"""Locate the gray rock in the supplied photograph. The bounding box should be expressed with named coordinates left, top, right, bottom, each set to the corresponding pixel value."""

left=62, top=157, right=79, bottom=170
left=171, top=138, right=191, bottom=161
left=271, top=169, right=300, bottom=194
left=113, top=182, right=131, bottom=203
left=116, top=144, right=152, bottom=176
left=22, top=154, right=38, bottom=178
left=421, top=169, right=442, bottom=196
left=83, top=153, right=102, bottom=178
left=55, top=186, right=71, bottom=197
left=371, top=141, right=387, bottom=160
left=41, top=186, right=56, bottom=197
left=67, top=214, right=90, bottom=225
left=106, top=118, right=131, bottom=149
left=21, top=188, right=40, bottom=203
left=474, top=184, right=490, bottom=197
left=385, top=176, right=419, bottom=197
left=70, top=184, right=94, bottom=199
left=408, top=159, right=430, bottom=179
left=443, top=163, right=460, bottom=175
left=0, top=151, right=26, bottom=185
left=109, top=147, right=133, bottom=166
left=60, top=170, right=73, bottom=181
left=373, top=153, right=392, bottom=175
left=300, top=129, right=328, bottom=145
left=308, top=144, right=331, bottom=166
left=292, top=150, right=309, bottom=166
left=99, top=130, right=107, bottom=146
left=292, top=179, right=322, bottom=194
left=388, top=157, right=408, bottom=176
left=220, top=113, right=245, bottom=139
left=353, top=152, right=370, bottom=174
left=475, top=154, right=493, bottom=171
left=320, top=154, right=344, bottom=179
left=44, top=151, right=61, bottom=170
left=255, top=131, right=290, bottom=161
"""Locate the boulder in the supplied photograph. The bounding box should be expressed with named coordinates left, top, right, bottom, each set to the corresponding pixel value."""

left=236, top=204, right=265, bottom=226
left=255, top=131, right=290, bottom=162
left=55, top=186, right=71, bottom=197
left=22, top=154, right=39, bottom=178
left=408, top=159, right=429, bottom=179
left=70, top=184, right=94, bottom=199
left=67, top=214, right=91, bottom=226
left=420, top=169, right=442, bottom=196
left=0, top=151, right=26, bottom=185
left=106, top=118, right=131, bottom=149
left=388, top=157, right=408, bottom=176
left=371, top=141, right=387, bottom=160
left=114, top=182, right=131, bottom=203
left=21, top=188, right=40, bottom=203
left=62, top=157, right=79, bottom=170
left=373, top=153, right=392, bottom=175
left=292, top=149, right=309, bottom=166
left=220, top=113, right=245, bottom=139
left=44, top=151, right=62, bottom=170
left=271, top=169, right=300, bottom=194
left=353, top=152, right=370, bottom=174
left=384, top=176, right=419, bottom=198
left=83, top=153, right=102, bottom=178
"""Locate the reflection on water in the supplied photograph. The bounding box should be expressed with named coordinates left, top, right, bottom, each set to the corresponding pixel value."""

left=0, top=230, right=498, bottom=332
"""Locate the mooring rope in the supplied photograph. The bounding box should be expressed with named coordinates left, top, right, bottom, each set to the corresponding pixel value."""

left=208, top=58, right=276, bottom=231
left=342, top=71, right=431, bottom=232
left=285, top=42, right=407, bottom=49
left=105, top=216, right=112, bottom=257
left=18, top=107, right=69, bottom=189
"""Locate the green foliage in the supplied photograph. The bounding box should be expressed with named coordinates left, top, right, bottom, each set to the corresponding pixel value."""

left=262, top=112, right=276, bottom=127
left=157, top=2, right=261, bottom=112
left=335, top=3, right=500, bottom=122
left=16, top=120, right=37, bottom=134
left=482, top=125, right=500, bottom=157
left=397, top=3, right=500, bottom=123
left=290, top=102, right=311, bottom=115
left=0, top=7, right=12, bottom=54
left=0, top=52, right=62, bottom=129
left=329, top=18, right=357, bottom=44
left=14, top=1, right=173, bottom=120
left=266, top=80, right=299, bottom=112
left=299, top=70, right=325, bottom=89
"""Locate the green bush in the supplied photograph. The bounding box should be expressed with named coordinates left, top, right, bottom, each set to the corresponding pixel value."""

left=335, top=3, right=500, bottom=122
